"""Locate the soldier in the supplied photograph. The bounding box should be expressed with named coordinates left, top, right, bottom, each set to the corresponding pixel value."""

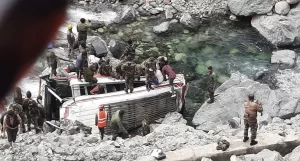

left=67, top=24, right=75, bottom=56
left=10, top=103, right=26, bottom=133
left=121, top=61, right=136, bottom=94
left=46, top=52, right=58, bottom=76
left=77, top=18, right=91, bottom=48
left=99, top=58, right=112, bottom=76
left=120, top=39, right=136, bottom=61
left=22, top=91, right=41, bottom=133
left=111, top=110, right=129, bottom=141
left=36, top=96, right=46, bottom=130
left=144, top=57, right=157, bottom=92
left=13, top=87, right=23, bottom=105
left=115, top=60, right=126, bottom=80
left=207, top=66, right=217, bottom=103
left=83, top=64, right=98, bottom=84
left=133, top=59, right=142, bottom=81
left=243, top=94, right=263, bottom=146
left=75, top=49, right=88, bottom=82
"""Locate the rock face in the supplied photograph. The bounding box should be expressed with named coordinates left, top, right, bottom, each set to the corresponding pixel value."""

left=271, top=50, right=296, bottom=67
left=228, top=0, right=275, bottom=16
left=192, top=74, right=300, bottom=131
left=275, top=1, right=290, bottom=15
left=251, top=3, right=300, bottom=47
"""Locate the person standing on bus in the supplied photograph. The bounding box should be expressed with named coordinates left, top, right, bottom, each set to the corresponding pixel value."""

left=162, top=62, right=176, bottom=98
left=95, top=105, right=108, bottom=140
left=121, top=61, right=136, bottom=94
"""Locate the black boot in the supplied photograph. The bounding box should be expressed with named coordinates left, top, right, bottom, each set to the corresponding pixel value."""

left=207, top=99, right=214, bottom=103
left=243, top=137, right=249, bottom=142
left=149, top=85, right=154, bottom=90
left=146, top=84, right=150, bottom=92
left=250, top=140, right=258, bottom=146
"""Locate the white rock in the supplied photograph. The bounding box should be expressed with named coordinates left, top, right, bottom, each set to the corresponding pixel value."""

left=271, top=50, right=296, bottom=66
left=161, top=112, right=187, bottom=125
left=201, top=157, right=213, bottom=161
left=287, top=0, right=300, bottom=4
left=272, top=117, right=284, bottom=124
left=228, top=0, right=275, bottom=16
left=153, top=21, right=171, bottom=34
left=275, top=1, right=291, bottom=15
left=284, top=145, right=300, bottom=161
left=229, top=14, right=238, bottom=21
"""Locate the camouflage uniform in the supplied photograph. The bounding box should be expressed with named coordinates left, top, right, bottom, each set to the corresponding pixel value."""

left=37, top=102, right=46, bottom=129
left=99, top=59, right=112, bottom=76
left=23, top=99, right=40, bottom=133
left=10, top=103, right=26, bottom=133
left=46, top=52, right=58, bottom=76
left=115, top=60, right=126, bottom=79
left=83, top=67, right=97, bottom=84
left=121, top=61, right=136, bottom=93
left=111, top=110, right=128, bottom=141
left=144, top=57, right=157, bottom=91
left=67, top=29, right=75, bottom=55
left=207, top=72, right=217, bottom=102
left=244, top=101, right=263, bottom=141
left=121, top=44, right=135, bottom=61
left=77, top=22, right=90, bottom=48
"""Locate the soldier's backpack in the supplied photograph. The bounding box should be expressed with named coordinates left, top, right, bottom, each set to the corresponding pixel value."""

left=6, top=113, right=20, bottom=128
left=28, top=99, right=38, bottom=117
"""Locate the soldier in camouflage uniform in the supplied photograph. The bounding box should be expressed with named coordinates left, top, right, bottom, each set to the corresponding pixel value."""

left=121, top=61, right=136, bottom=93
left=243, top=94, right=263, bottom=146
left=13, top=87, right=23, bottom=105
left=207, top=66, right=217, bottom=103
left=99, top=58, right=112, bottom=76
left=133, top=59, right=142, bottom=81
left=115, top=60, right=126, bottom=80
left=10, top=103, right=26, bottom=133
left=77, top=18, right=91, bottom=48
left=144, top=57, right=157, bottom=91
left=120, top=39, right=136, bottom=61
left=36, top=96, right=46, bottom=130
left=22, top=91, right=41, bottom=133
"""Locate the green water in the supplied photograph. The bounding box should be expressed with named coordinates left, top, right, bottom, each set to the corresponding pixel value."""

left=98, top=17, right=275, bottom=121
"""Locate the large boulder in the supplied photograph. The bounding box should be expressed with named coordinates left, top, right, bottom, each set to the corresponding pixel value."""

left=284, top=145, right=300, bottom=161
left=228, top=0, right=275, bottom=16
left=108, top=39, right=127, bottom=59
left=275, top=1, right=291, bottom=15
left=117, top=5, right=137, bottom=24
left=287, top=0, right=300, bottom=4
left=179, top=13, right=200, bottom=29
left=161, top=112, right=187, bottom=125
left=153, top=22, right=171, bottom=34
left=192, top=74, right=300, bottom=131
left=271, top=50, right=296, bottom=67
left=251, top=3, right=300, bottom=47
left=234, top=149, right=284, bottom=161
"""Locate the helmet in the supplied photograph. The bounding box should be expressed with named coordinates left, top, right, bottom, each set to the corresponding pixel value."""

left=68, top=24, right=73, bottom=29
left=99, top=105, right=104, bottom=110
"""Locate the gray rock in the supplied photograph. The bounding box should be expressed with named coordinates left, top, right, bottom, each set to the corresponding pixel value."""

left=108, top=39, right=127, bottom=59
left=165, top=6, right=174, bottom=19
left=284, top=119, right=293, bottom=125
left=179, top=13, right=200, bottom=28
left=201, top=157, right=213, bottom=161
left=228, top=0, right=275, bottom=16
left=153, top=21, right=171, bottom=34
left=229, top=14, right=238, bottom=21
left=193, top=74, right=300, bottom=131
left=36, top=156, right=49, bottom=161
left=287, top=0, right=300, bottom=4
left=272, top=117, right=284, bottom=124
left=136, top=156, right=157, bottom=161
left=0, top=140, right=10, bottom=150
left=236, top=149, right=283, bottom=161
left=251, top=3, right=300, bottom=47
left=150, top=9, right=161, bottom=15
left=68, top=126, right=79, bottom=135
left=86, top=136, right=99, bottom=144
left=284, top=145, right=300, bottom=161
left=161, top=112, right=187, bottom=125
left=118, top=6, right=137, bottom=24
left=65, top=156, right=77, bottom=161
left=259, top=113, right=272, bottom=127
left=275, top=1, right=290, bottom=15
left=228, top=117, right=240, bottom=129
left=271, top=50, right=296, bottom=66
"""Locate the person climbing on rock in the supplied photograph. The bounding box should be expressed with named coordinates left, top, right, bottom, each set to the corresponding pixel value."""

left=95, top=105, right=108, bottom=140
left=120, top=39, right=136, bottom=61
left=46, top=52, right=58, bottom=76
left=121, top=61, right=136, bottom=94
left=75, top=49, right=88, bottom=82
left=22, top=91, right=41, bottom=133
left=77, top=18, right=91, bottom=48
left=67, top=24, right=75, bottom=56
left=2, top=105, right=22, bottom=153
left=162, top=61, right=176, bottom=97
left=207, top=66, right=217, bottom=103
left=111, top=110, right=129, bottom=141
left=243, top=94, right=263, bottom=146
